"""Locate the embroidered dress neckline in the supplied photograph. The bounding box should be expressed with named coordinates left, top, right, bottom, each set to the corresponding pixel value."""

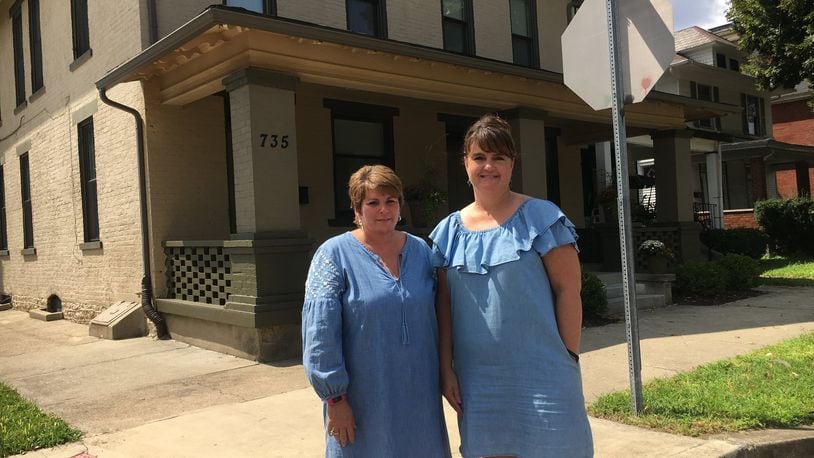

left=454, top=198, right=532, bottom=234
left=347, top=232, right=405, bottom=280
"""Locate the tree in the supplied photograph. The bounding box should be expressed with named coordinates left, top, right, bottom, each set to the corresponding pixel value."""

left=727, top=0, right=814, bottom=108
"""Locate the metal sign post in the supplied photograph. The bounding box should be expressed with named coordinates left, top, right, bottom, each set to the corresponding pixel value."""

left=606, top=0, right=643, bottom=414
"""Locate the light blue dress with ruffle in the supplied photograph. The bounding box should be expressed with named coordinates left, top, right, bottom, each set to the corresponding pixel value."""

left=430, top=199, right=593, bottom=458
left=302, top=232, right=451, bottom=458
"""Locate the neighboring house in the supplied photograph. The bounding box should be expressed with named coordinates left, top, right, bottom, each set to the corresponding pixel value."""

left=771, top=82, right=814, bottom=198
left=0, top=0, right=718, bottom=360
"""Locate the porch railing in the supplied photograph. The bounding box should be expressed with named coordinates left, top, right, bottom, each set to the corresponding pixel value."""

left=693, top=202, right=717, bottom=231
left=164, top=241, right=232, bottom=306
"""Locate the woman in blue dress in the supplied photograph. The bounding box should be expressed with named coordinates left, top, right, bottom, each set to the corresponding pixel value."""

left=430, top=115, right=593, bottom=457
left=302, top=165, right=451, bottom=457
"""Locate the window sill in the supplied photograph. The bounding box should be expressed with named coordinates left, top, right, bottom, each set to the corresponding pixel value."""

left=28, top=86, right=46, bottom=104
left=0, top=250, right=9, bottom=257
left=13, top=101, right=28, bottom=115
left=21, top=247, right=37, bottom=256
left=79, top=240, right=102, bottom=251
left=69, top=49, right=93, bottom=72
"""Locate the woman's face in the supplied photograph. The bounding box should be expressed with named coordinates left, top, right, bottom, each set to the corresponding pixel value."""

left=355, top=187, right=401, bottom=235
left=464, top=144, right=515, bottom=193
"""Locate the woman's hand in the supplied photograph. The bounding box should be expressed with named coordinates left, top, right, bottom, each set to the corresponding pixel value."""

left=326, top=401, right=356, bottom=447
left=441, top=368, right=463, bottom=416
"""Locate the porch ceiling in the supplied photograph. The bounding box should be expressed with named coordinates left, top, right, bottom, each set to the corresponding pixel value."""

left=97, top=6, right=700, bottom=131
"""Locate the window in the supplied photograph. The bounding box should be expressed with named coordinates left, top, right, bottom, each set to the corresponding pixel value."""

left=325, top=100, right=397, bottom=221
left=715, top=53, right=726, bottom=68
left=690, top=81, right=720, bottom=130
left=20, top=153, right=33, bottom=249
left=742, top=94, right=765, bottom=136
left=729, top=59, right=740, bottom=72
left=0, top=166, right=7, bottom=251
left=11, top=1, right=26, bottom=107
left=442, top=0, right=474, bottom=55
left=346, top=0, right=387, bottom=37
left=510, top=0, right=538, bottom=67
left=29, top=0, right=43, bottom=93
left=71, top=0, right=90, bottom=60
left=223, top=0, right=276, bottom=15
left=78, top=118, right=99, bottom=242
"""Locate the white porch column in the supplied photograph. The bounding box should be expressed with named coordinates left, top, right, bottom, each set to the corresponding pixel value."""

left=705, top=150, right=724, bottom=229
left=506, top=108, right=547, bottom=199
left=224, top=68, right=301, bottom=235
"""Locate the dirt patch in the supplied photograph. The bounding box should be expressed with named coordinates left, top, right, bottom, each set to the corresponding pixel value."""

left=675, top=289, right=765, bottom=306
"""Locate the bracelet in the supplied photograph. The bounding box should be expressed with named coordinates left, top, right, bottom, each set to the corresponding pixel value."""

left=326, top=394, right=346, bottom=406
left=567, top=349, right=580, bottom=363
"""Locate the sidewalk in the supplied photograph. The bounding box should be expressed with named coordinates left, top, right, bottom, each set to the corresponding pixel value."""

left=1, top=285, right=812, bottom=457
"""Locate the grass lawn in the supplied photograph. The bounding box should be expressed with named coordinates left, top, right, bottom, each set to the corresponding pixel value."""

left=759, top=257, right=814, bottom=286
left=589, top=333, right=814, bottom=437
left=0, top=383, right=82, bottom=458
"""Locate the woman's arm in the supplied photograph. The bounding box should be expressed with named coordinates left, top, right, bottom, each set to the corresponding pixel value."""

left=542, top=244, right=583, bottom=358
left=436, top=268, right=463, bottom=415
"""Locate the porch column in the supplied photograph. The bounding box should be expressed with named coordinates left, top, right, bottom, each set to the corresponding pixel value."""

left=706, top=151, right=725, bottom=229
left=220, top=68, right=312, bottom=361
left=506, top=108, right=547, bottom=199
left=652, top=130, right=702, bottom=262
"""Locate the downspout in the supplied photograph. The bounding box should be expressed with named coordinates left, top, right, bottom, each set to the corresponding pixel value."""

left=147, top=0, right=158, bottom=45
left=99, top=88, right=170, bottom=340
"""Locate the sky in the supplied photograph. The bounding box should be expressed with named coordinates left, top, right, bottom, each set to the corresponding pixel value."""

left=669, top=0, right=730, bottom=31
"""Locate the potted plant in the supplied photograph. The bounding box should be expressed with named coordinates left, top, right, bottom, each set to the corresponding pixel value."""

left=404, top=182, right=446, bottom=228
left=638, top=240, right=674, bottom=274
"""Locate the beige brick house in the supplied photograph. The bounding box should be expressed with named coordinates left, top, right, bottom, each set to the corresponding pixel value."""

left=0, top=0, right=725, bottom=361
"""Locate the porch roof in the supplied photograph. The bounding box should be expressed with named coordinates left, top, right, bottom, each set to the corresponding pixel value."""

left=720, top=138, right=814, bottom=164
left=96, top=5, right=725, bottom=131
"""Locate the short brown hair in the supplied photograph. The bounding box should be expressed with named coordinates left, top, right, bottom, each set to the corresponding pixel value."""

left=463, top=114, right=517, bottom=160
left=348, top=165, right=404, bottom=213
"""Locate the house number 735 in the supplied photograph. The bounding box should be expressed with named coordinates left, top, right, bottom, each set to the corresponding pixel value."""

left=259, top=134, right=289, bottom=148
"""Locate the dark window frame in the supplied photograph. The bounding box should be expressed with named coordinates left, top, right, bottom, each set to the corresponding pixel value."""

left=222, top=0, right=277, bottom=15
left=20, top=152, right=34, bottom=249
left=346, top=0, right=387, bottom=38
left=742, top=93, right=765, bottom=136
left=28, top=0, right=44, bottom=93
left=10, top=1, right=26, bottom=108
left=441, top=0, right=475, bottom=55
left=729, top=58, right=740, bottom=72
left=77, top=117, right=99, bottom=242
left=70, top=0, right=91, bottom=60
left=510, top=0, right=539, bottom=68
left=715, top=53, right=727, bottom=68
left=0, top=165, right=7, bottom=251
left=690, top=81, right=721, bottom=131
left=324, top=99, right=398, bottom=223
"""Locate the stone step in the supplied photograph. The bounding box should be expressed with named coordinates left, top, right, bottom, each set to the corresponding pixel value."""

left=607, top=293, right=667, bottom=316
left=604, top=282, right=647, bottom=299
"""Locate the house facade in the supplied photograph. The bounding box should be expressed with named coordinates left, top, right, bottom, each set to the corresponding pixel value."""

left=772, top=82, right=814, bottom=198
left=1, top=0, right=716, bottom=361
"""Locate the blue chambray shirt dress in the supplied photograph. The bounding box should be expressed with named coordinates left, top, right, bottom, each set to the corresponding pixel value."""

left=302, top=232, right=451, bottom=457
left=430, top=199, right=594, bottom=458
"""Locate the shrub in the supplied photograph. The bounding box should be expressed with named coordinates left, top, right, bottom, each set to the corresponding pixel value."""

left=754, top=197, right=814, bottom=256
left=717, top=254, right=761, bottom=291
left=581, top=272, right=608, bottom=320
left=675, top=261, right=728, bottom=296
left=701, top=228, right=768, bottom=259
left=637, top=239, right=675, bottom=259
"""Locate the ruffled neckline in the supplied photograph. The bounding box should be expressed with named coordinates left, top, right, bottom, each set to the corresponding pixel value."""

left=430, top=199, right=577, bottom=274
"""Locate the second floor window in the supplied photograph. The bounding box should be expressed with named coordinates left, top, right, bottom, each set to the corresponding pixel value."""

left=347, top=0, right=387, bottom=38
left=742, top=94, right=765, bottom=136
left=690, top=81, right=720, bottom=131
left=442, top=0, right=474, bottom=55
left=11, top=1, right=26, bottom=107
left=510, top=0, right=538, bottom=67
left=224, top=0, right=276, bottom=15
left=71, top=0, right=90, bottom=60
left=29, top=0, right=44, bottom=93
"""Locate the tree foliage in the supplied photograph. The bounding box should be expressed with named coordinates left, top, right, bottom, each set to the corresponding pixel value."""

left=727, top=0, right=814, bottom=108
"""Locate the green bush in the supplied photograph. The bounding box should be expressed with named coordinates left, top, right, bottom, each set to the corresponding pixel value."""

left=701, top=228, right=768, bottom=259
left=754, top=197, right=814, bottom=256
left=675, top=261, right=728, bottom=296
left=717, top=254, right=761, bottom=291
left=581, top=272, right=608, bottom=320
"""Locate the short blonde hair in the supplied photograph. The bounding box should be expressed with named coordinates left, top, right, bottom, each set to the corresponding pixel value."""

left=348, top=165, right=404, bottom=213
left=463, top=114, right=518, bottom=160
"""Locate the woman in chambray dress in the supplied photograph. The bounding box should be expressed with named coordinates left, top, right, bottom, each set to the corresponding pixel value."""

left=302, top=165, right=450, bottom=457
left=431, top=115, right=593, bottom=457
